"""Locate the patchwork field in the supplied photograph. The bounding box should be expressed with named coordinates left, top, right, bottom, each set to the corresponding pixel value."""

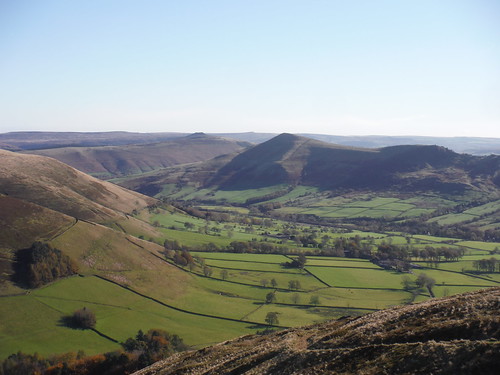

left=2, top=191, right=499, bottom=361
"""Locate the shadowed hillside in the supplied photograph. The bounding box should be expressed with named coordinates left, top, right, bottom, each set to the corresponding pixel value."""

left=24, top=133, right=251, bottom=178
left=118, top=133, right=500, bottom=195
left=135, top=287, right=500, bottom=375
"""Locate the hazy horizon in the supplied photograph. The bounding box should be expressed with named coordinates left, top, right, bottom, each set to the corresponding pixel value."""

left=1, top=1, right=499, bottom=137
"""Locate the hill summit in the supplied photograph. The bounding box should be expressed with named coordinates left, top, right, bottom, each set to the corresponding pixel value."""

left=135, top=287, right=500, bottom=375
left=210, top=133, right=499, bottom=192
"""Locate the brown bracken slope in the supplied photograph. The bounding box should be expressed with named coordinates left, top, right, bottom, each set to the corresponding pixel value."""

left=0, top=149, right=155, bottom=223
left=135, top=287, right=500, bottom=375
left=24, top=133, right=251, bottom=178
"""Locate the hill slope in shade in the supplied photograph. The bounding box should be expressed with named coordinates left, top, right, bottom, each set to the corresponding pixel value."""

left=135, top=287, right=500, bottom=375
left=212, top=134, right=500, bottom=192
left=0, top=149, right=155, bottom=222
left=24, top=133, right=251, bottom=178
left=119, top=133, right=500, bottom=195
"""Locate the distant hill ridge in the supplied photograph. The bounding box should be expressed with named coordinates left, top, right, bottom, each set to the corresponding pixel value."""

left=135, top=287, right=500, bottom=375
left=21, top=133, right=250, bottom=178
left=1, top=131, right=499, bottom=155
left=122, top=133, right=500, bottom=195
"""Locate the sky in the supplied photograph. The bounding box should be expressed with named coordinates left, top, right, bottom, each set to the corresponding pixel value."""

left=1, top=0, right=499, bottom=137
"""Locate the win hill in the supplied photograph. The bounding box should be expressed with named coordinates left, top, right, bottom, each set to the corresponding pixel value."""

left=119, top=133, right=500, bottom=196
left=136, top=287, right=500, bottom=375
left=22, top=133, right=251, bottom=178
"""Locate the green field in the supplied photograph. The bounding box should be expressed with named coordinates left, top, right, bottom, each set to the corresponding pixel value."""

left=3, top=187, right=499, bottom=361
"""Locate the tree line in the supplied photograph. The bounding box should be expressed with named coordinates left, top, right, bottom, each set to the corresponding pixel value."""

left=472, top=258, right=499, bottom=273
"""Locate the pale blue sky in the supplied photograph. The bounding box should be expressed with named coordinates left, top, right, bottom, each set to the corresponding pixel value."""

left=1, top=0, right=499, bottom=137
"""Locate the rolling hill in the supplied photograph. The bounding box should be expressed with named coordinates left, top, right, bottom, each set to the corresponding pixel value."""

left=0, top=149, right=263, bottom=357
left=2, top=131, right=499, bottom=155
left=23, top=133, right=251, bottom=178
left=0, top=149, right=155, bottom=222
left=0, top=131, right=188, bottom=150
left=136, top=287, right=500, bottom=375
left=118, top=133, right=500, bottom=196
left=1, top=142, right=499, bottom=366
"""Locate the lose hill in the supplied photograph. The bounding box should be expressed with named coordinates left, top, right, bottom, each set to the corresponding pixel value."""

left=119, top=133, right=500, bottom=195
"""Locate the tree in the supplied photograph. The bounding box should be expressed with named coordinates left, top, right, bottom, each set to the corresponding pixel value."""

left=220, top=269, right=229, bottom=280
left=19, top=242, right=78, bottom=288
left=203, top=266, right=213, bottom=277
left=416, top=273, right=436, bottom=297
left=297, top=253, right=307, bottom=269
left=291, top=293, right=301, bottom=304
left=265, top=312, right=279, bottom=326
left=288, top=280, right=301, bottom=290
left=265, top=292, right=276, bottom=304
left=309, top=295, right=320, bottom=305
left=71, top=307, right=96, bottom=329
left=401, top=275, right=413, bottom=291
left=260, top=279, right=269, bottom=287
left=271, top=278, right=278, bottom=288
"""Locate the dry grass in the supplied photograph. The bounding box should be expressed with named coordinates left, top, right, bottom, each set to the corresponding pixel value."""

left=135, top=287, right=500, bottom=375
left=0, top=149, right=155, bottom=223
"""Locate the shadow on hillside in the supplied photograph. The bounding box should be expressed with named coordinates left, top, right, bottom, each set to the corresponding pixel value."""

left=10, top=247, right=31, bottom=289
left=58, top=316, right=85, bottom=330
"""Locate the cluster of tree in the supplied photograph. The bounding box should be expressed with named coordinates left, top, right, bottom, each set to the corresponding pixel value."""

left=401, top=273, right=436, bottom=300
left=254, top=201, right=283, bottom=213
left=15, top=242, right=78, bottom=288
left=275, top=209, right=500, bottom=243
left=281, top=254, right=307, bottom=269
left=245, top=188, right=291, bottom=205
left=0, top=329, right=187, bottom=375
left=122, top=329, right=188, bottom=369
left=348, top=218, right=500, bottom=243
left=70, top=307, right=96, bottom=329
left=170, top=203, right=232, bottom=223
left=260, top=278, right=278, bottom=288
left=226, top=241, right=289, bottom=254
left=472, top=258, right=499, bottom=273
left=163, top=239, right=187, bottom=251
left=265, top=292, right=276, bottom=303
left=265, top=312, right=279, bottom=326
left=375, top=243, right=465, bottom=262
left=171, top=250, right=194, bottom=267
left=288, top=280, right=301, bottom=290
